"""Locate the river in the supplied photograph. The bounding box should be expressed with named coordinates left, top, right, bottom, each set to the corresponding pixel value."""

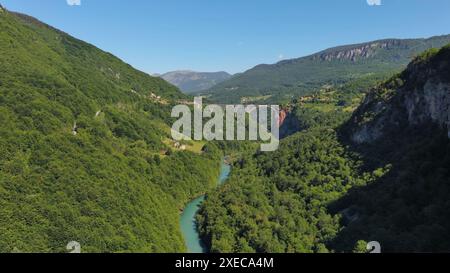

left=179, top=160, right=231, bottom=253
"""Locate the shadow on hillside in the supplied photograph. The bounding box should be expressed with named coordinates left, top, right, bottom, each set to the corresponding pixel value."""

left=327, top=122, right=450, bottom=252
left=280, top=113, right=303, bottom=139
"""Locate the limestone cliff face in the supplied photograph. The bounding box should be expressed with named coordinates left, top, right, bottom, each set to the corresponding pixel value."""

left=313, top=40, right=405, bottom=62
left=348, top=45, right=450, bottom=144
left=406, top=81, right=450, bottom=137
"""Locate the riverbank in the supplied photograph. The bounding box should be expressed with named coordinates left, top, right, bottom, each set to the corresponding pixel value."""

left=179, top=160, right=231, bottom=253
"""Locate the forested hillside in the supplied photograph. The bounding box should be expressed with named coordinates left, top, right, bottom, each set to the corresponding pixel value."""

left=333, top=45, right=450, bottom=252
left=198, top=45, right=450, bottom=253
left=201, top=36, right=450, bottom=104
left=2, top=3, right=450, bottom=254
left=0, top=8, right=222, bottom=252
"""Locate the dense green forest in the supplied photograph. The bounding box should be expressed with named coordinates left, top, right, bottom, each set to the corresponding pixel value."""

left=198, top=87, right=371, bottom=253
left=198, top=45, right=450, bottom=253
left=0, top=9, right=222, bottom=252
left=2, top=4, right=450, bottom=254
left=200, top=36, right=450, bottom=104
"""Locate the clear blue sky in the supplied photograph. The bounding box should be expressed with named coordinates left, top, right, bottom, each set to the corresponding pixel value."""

left=2, top=0, right=450, bottom=74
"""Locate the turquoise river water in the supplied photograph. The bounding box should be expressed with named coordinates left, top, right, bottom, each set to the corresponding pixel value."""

left=179, top=161, right=231, bottom=253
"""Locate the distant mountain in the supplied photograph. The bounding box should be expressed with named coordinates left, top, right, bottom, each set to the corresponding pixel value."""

left=161, top=70, right=231, bottom=94
left=202, top=35, right=450, bottom=104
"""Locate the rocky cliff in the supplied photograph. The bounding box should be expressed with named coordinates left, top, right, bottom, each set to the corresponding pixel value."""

left=313, top=40, right=405, bottom=62
left=279, top=108, right=302, bottom=138
left=349, top=45, right=450, bottom=144
left=203, top=35, right=450, bottom=104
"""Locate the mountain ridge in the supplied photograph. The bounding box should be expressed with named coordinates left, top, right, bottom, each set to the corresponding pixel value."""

left=202, top=35, right=450, bottom=104
left=161, top=70, right=231, bottom=94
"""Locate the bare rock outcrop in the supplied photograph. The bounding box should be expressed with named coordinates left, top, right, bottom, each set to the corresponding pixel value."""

left=348, top=45, right=450, bottom=143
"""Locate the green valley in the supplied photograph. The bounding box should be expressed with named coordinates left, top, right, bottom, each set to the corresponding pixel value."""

left=0, top=8, right=222, bottom=252
left=198, top=45, right=450, bottom=253
left=1, top=1, right=450, bottom=256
